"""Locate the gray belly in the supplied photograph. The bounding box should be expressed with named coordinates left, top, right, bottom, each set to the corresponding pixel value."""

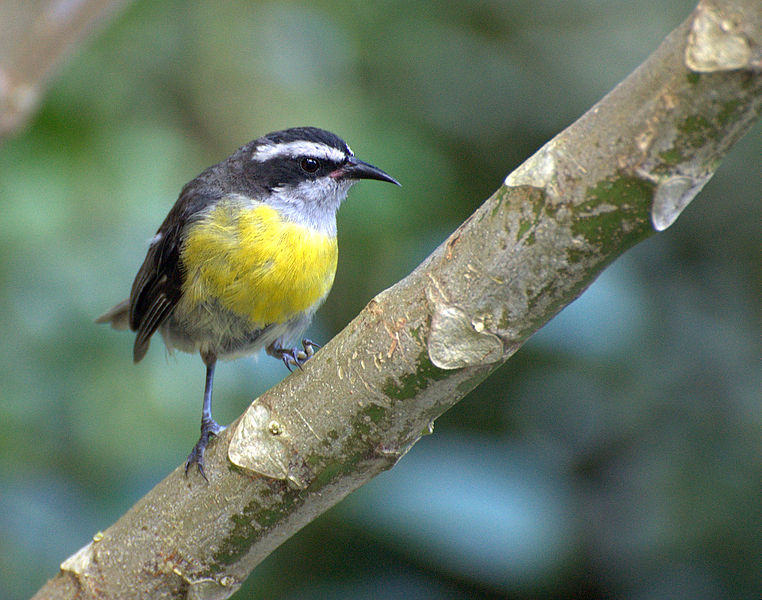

left=159, top=299, right=314, bottom=360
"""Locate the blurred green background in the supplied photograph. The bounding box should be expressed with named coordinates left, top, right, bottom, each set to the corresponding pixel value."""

left=1, top=1, right=759, bottom=598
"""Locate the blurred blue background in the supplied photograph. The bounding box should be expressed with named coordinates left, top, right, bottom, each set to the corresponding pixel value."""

left=1, top=1, right=759, bottom=598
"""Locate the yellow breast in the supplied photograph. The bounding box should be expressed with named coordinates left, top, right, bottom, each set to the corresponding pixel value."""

left=180, top=200, right=338, bottom=326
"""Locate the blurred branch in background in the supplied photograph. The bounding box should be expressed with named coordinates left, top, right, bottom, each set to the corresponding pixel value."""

left=0, top=0, right=131, bottom=139
left=29, top=0, right=762, bottom=598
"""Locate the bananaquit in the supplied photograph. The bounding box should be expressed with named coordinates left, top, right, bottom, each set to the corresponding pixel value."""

left=98, top=127, right=399, bottom=477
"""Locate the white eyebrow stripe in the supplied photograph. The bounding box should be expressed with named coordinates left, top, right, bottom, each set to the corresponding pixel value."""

left=251, top=141, right=349, bottom=163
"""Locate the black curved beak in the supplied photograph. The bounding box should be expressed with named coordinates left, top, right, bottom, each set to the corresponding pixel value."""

left=338, top=157, right=401, bottom=186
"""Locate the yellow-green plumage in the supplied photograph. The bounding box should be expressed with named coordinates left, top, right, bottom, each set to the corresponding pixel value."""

left=180, top=201, right=338, bottom=327
left=96, top=126, right=399, bottom=477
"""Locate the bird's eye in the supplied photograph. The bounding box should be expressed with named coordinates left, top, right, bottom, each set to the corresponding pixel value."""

left=300, top=157, right=320, bottom=173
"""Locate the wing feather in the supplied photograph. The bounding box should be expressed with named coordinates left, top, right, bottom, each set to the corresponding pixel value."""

left=128, top=181, right=218, bottom=362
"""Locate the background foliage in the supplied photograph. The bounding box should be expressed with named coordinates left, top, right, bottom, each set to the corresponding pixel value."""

left=1, top=1, right=759, bottom=598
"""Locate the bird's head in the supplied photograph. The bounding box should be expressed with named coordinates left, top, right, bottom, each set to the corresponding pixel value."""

left=240, top=127, right=399, bottom=234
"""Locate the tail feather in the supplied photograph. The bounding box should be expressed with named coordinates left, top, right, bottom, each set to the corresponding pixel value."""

left=96, top=299, right=131, bottom=330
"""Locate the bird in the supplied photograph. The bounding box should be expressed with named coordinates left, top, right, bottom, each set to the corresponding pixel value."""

left=97, top=126, right=400, bottom=479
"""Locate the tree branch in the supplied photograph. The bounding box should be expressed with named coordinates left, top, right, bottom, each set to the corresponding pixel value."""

left=0, top=0, right=131, bottom=139
left=33, top=1, right=761, bottom=598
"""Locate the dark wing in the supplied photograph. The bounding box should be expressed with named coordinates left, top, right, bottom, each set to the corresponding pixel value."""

left=128, top=181, right=218, bottom=363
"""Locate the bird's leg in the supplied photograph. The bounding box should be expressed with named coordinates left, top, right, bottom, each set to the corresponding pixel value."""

left=185, top=352, right=223, bottom=480
left=267, top=339, right=320, bottom=371
left=302, top=338, right=320, bottom=357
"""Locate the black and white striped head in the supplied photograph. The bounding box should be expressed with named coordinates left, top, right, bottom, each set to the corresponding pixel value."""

left=242, top=127, right=399, bottom=234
